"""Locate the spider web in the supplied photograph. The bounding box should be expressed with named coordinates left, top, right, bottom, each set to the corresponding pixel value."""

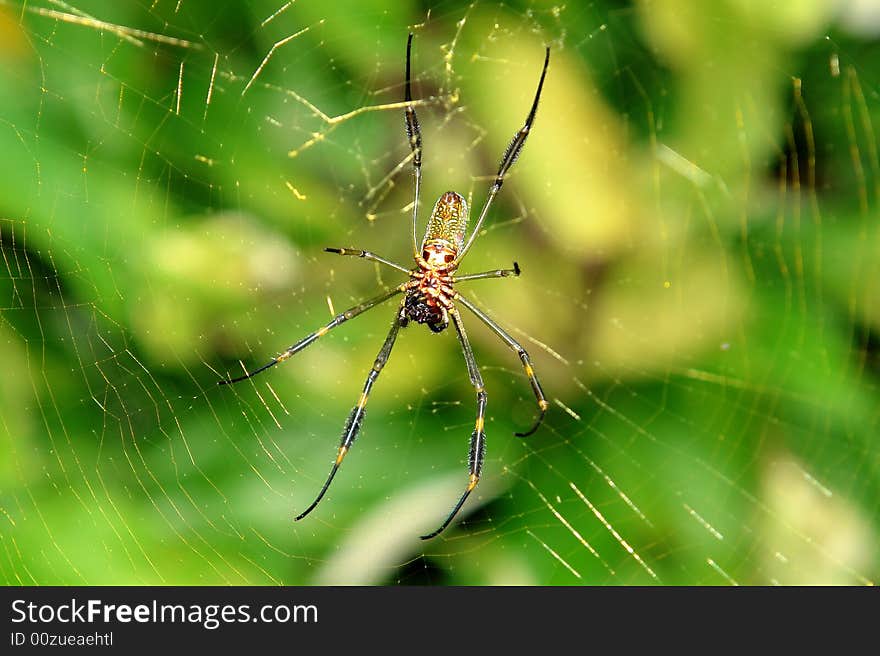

left=0, top=0, right=878, bottom=585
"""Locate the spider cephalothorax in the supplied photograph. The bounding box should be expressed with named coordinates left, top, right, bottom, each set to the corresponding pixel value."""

left=220, top=34, right=550, bottom=540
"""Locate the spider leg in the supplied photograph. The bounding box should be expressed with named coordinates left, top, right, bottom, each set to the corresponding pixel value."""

left=218, top=285, right=404, bottom=385
left=455, top=295, right=548, bottom=437
left=456, top=47, right=550, bottom=263
left=404, top=33, right=423, bottom=259
left=421, top=309, right=486, bottom=540
left=295, top=305, right=404, bottom=521
left=454, top=262, right=521, bottom=282
left=323, top=247, right=410, bottom=274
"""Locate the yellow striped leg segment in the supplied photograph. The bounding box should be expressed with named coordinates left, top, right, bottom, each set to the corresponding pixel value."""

left=455, top=295, right=548, bottom=437
left=420, top=310, right=487, bottom=540
left=219, top=285, right=403, bottom=385
left=295, top=307, right=404, bottom=522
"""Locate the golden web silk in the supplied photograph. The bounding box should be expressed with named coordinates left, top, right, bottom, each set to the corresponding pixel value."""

left=424, top=191, right=469, bottom=251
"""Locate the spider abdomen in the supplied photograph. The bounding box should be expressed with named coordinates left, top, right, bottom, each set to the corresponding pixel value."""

left=424, top=191, right=469, bottom=249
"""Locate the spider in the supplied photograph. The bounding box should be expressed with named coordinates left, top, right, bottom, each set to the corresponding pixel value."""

left=220, top=34, right=550, bottom=540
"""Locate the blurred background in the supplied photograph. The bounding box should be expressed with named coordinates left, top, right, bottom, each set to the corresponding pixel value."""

left=0, top=0, right=878, bottom=585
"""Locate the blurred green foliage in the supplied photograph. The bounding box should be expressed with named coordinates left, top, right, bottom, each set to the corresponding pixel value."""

left=0, top=0, right=878, bottom=585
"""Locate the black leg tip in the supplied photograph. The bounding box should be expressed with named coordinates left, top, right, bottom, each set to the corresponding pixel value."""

left=294, top=502, right=319, bottom=522
left=218, top=373, right=247, bottom=386
left=514, top=409, right=545, bottom=438
left=513, top=261, right=521, bottom=276
left=324, top=247, right=342, bottom=254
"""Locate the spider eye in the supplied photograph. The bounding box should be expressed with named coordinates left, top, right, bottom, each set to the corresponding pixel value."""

left=444, top=253, right=454, bottom=263
left=422, top=250, right=430, bottom=260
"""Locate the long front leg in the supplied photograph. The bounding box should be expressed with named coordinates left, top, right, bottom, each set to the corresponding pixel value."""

left=455, top=295, right=548, bottom=437
left=295, top=305, right=405, bottom=522
left=421, top=309, right=487, bottom=540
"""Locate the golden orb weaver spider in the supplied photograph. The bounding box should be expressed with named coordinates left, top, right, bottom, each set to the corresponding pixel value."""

left=220, top=34, right=550, bottom=540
